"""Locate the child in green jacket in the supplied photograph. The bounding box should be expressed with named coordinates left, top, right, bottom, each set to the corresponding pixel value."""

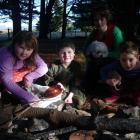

left=42, top=39, right=86, bottom=108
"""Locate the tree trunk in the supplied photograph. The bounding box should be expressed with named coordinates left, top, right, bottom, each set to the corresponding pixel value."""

left=45, top=0, right=56, bottom=39
left=39, top=0, right=56, bottom=39
left=28, top=0, right=33, bottom=31
left=39, top=0, right=46, bottom=38
left=11, top=0, right=21, bottom=36
left=61, top=0, right=68, bottom=39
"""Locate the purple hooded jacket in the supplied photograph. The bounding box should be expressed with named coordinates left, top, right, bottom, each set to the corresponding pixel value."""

left=0, top=46, right=48, bottom=104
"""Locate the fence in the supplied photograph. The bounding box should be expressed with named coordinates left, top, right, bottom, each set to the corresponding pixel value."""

left=0, top=29, right=90, bottom=41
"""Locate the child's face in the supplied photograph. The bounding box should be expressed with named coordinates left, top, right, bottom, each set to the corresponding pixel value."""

left=59, top=47, right=75, bottom=64
left=15, top=43, right=34, bottom=60
left=94, top=17, right=107, bottom=31
left=120, top=52, right=139, bottom=71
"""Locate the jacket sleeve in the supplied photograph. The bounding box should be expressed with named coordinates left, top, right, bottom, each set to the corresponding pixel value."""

left=0, top=55, right=37, bottom=104
left=110, top=26, right=124, bottom=58
left=44, top=64, right=58, bottom=86
left=25, top=54, right=48, bottom=82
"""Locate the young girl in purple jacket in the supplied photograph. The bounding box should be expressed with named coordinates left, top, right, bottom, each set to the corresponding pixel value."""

left=0, top=31, right=48, bottom=105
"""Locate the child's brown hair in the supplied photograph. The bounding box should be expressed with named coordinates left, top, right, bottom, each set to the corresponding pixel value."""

left=57, top=38, right=75, bottom=53
left=9, top=31, right=38, bottom=68
left=94, top=8, right=113, bottom=24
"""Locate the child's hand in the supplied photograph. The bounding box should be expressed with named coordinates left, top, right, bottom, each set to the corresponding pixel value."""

left=30, top=101, right=43, bottom=108
left=106, top=79, right=121, bottom=90
left=29, top=96, right=40, bottom=107
left=106, top=79, right=115, bottom=86
left=65, top=92, right=74, bottom=104
left=30, top=97, right=46, bottom=108
left=24, top=78, right=32, bottom=88
left=57, top=82, right=65, bottom=90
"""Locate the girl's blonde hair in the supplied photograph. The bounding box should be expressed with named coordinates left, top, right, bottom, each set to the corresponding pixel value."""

left=119, top=41, right=139, bottom=56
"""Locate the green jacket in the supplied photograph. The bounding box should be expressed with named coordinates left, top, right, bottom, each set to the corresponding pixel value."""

left=44, top=60, right=82, bottom=93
